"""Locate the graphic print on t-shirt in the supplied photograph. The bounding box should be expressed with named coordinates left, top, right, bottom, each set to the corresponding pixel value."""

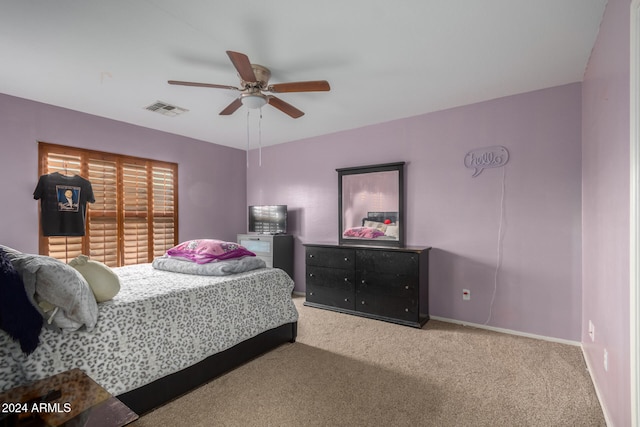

left=56, top=185, right=80, bottom=212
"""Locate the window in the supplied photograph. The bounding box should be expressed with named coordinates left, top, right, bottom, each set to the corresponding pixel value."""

left=38, top=142, right=178, bottom=267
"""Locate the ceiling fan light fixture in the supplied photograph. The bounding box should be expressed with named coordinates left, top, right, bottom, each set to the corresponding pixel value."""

left=241, top=93, right=268, bottom=109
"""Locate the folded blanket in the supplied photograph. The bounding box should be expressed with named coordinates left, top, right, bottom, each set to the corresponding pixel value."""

left=0, top=248, right=43, bottom=354
left=152, top=255, right=266, bottom=276
left=343, top=226, right=386, bottom=239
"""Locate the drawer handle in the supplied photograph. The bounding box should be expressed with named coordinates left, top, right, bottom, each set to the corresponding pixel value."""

left=344, top=277, right=349, bottom=282
left=405, top=285, right=410, bottom=290
left=361, top=280, right=366, bottom=284
left=405, top=308, right=409, bottom=312
left=344, top=298, right=349, bottom=302
left=361, top=301, right=366, bottom=305
left=309, top=254, right=314, bottom=258
left=309, top=292, right=314, bottom=296
left=309, top=273, right=314, bottom=277
left=344, top=257, right=349, bottom=262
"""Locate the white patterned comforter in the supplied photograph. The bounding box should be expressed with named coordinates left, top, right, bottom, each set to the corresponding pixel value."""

left=0, top=263, right=298, bottom=396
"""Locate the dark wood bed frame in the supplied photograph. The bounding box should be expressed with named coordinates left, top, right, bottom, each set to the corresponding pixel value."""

left=117, top=321, right=297, bottom=415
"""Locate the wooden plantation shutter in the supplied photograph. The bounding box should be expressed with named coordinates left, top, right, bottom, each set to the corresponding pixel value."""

left=121, top=161, right=149, bottom=265
left=87, top=156, right=118, bottom=266
left=152, top=165, right=176, bottom=259
left=38, top=142, right=178, bottom=267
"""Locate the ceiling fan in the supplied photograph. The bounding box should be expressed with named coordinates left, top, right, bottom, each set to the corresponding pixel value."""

left=168, top=51, right=330, bottom=119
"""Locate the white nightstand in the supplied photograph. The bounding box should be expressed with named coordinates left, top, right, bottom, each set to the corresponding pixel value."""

left=237, top=234, right=293, bottom=278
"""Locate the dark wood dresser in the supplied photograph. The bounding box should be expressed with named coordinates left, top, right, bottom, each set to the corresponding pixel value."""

left=303, top=244, right=430, bottom=328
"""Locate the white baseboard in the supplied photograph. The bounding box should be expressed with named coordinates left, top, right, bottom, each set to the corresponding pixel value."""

left=582, top=347, right=613, bottom=426
left=429, top=315, right=580, bottom=346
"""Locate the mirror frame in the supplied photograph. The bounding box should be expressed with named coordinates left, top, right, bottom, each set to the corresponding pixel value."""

left=337, top=161, right=405, bottom=247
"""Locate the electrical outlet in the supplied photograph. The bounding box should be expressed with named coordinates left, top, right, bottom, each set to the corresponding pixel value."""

left=462, top=289, right=470, bottom=301
left=588, top=320, right=595, bottom=342
left=604, top=348, right=608, bottom=372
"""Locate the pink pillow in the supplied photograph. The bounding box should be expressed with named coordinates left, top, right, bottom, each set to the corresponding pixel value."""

left=166, top=239, right=255, bottom=264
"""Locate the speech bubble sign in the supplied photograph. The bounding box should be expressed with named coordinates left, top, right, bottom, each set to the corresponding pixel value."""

left=464, top=145, right=509, bottom=177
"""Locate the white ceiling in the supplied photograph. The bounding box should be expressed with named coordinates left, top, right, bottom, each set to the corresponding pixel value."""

left=0, top=0, right=607, bottom=150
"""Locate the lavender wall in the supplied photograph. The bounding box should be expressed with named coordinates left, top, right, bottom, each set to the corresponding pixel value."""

left=0, top=93, right=247, bottom=253
left=582, top=0, right=632, bottom=425
left=247, top=82, right=583, bottom=342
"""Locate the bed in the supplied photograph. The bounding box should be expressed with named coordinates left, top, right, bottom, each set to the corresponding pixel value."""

left=342, top=211, right=399, bottom=240
left=0, top=246, right=298, bottom=415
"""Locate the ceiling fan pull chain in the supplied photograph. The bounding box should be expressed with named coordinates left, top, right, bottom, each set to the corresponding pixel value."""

left=259, top=109, right=263, bottom=167
left=246, top=109, right=250, bottom=168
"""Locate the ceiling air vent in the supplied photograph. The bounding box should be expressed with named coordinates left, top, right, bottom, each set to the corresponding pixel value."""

left=145, top=101, right=188, bottom=117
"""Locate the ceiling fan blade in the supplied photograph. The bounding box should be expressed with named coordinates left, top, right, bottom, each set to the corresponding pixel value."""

left=268, top=80, right=330, bottom=93
left=219, top=98, right=243, bottom=115
left=168, top=80, right=238, bottom=91
left=267, top=96, right=304, bottom=118
left=226, top=51, right=257, bottom=82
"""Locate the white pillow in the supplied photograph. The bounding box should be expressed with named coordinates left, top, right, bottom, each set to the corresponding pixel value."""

left=385, top=225, right=399, bottom=238
left=69, top=255, right=120, bottom=302
left=363, top=220, right=387, bottom=232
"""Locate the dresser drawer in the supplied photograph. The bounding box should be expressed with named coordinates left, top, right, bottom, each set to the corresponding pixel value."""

left=307, top=266, right=355, bottom=290
left=306, top=247, right=355, bottom=269
left=355, top=291, right=419, bottom=322
left=356, top=272, right=419, bottom=298
left=356, top=250, right=419, bottom=275
left=306, top=283, right=355, bottom=310
left=238, top=235, right=274, bottom=258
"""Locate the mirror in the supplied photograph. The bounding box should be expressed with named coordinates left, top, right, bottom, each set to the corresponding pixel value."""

left=337, top=162, right=404, bottom=247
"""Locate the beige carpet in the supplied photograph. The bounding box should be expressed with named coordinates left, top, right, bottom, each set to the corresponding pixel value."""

left=131, top=297, right=605, bottom=426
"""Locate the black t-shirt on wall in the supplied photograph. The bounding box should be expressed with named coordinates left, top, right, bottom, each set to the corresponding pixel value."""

left=34, top=172, right=95, bottom=237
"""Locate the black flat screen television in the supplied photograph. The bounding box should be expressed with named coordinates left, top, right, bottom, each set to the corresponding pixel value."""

left=248, top=205, right=287, bottom=234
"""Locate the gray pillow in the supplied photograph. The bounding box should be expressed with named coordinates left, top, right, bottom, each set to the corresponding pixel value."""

left=11, top=254, right=98, bottom=332
left=0, top=244, right=23, bottom=262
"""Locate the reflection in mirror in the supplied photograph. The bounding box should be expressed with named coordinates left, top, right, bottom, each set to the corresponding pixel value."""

left=337, top=162, right=404, bottom=247
left=342, top=171, right=399, bottom=233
